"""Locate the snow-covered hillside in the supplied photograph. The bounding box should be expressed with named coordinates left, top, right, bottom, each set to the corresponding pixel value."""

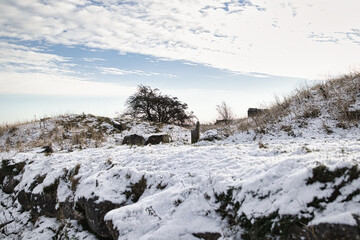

left=1, top=74, right=360, bottom=240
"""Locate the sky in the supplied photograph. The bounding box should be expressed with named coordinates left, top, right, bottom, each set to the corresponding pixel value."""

left=0, top=0, right=359, bottom=124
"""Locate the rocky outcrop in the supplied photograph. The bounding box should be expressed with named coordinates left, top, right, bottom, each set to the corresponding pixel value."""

left=4, top=159, right=360, bottom=240
left=145, top=134, right=170, bottom=145
left=122, top=134, right=145, bottom=146
left=17, top=188, right=123, bottom=239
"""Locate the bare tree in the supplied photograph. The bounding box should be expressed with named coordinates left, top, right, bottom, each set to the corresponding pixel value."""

left=123, top=85, right=195, bottom=125
left=216, top=101, right=234, bottom=124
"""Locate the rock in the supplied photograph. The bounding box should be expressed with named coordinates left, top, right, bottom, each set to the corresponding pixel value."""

left=57, top=199, right=79, bottom=220
left=311, top=223, right=360, bottom=240
left=287, top=222, right=360, bottom=240
left=0, top=160, right=25, bottom=184
left=0, top=160, right=25, bottom=194
left=18, top=189, right=58, bottom=220
left=40, top=145, right=53, bottom=155
left=17, top=190, right=32, bottom=211
left=106, top=220, right=120, bottom=240
left=145, top=134, right=170, bottom=145
left=200, top=129, right=221, bottom=142
left=122, top=134, right=145, bottom=146
left=77, top=197, right=123, bottom=239
left=2, top=176, right=20, bottom=194
left=192, top=232, right=221, bottom=240
left=112, top=121, right=127, bottom=132
left=191, top=121, right=200, bottom=144
left=248, top=108, right=267, bottom=118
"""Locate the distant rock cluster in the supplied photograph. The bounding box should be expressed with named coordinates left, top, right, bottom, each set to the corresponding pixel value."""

left=122, top=134, right=171, bottom=146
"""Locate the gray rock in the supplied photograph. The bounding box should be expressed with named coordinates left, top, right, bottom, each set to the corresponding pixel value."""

left=193, top=232, right=221, bottom=240
left=145, top=134, right=170, bottom=145
left=122, top=134, right=145, bottom=146
left=191, top=121, right=200, bottom=144
left=200, top=129, right=221, bottom=142
left=112, top=121, right=127, bottom=132
left=248, top=108, right=267, bottom=118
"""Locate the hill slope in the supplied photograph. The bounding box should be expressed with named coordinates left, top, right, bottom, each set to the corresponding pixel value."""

left=0, top=73, right=360, bottom=239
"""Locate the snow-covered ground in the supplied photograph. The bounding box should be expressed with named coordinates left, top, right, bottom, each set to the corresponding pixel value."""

left=1, top=74, right=360, bottom=239
left=1, top=123, right=359, bottom=239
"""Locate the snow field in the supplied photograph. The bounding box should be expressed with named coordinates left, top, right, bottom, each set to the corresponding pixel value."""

left=2, top=131, right=359, bottom=239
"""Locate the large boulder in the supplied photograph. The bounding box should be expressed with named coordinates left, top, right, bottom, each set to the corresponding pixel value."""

left=145, top=134, right=170, bottom=145
left=122, top=134, right=145, bottom=146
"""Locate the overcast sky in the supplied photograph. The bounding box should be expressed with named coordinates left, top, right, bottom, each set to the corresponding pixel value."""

left=1, top=0, right=359, bottom=123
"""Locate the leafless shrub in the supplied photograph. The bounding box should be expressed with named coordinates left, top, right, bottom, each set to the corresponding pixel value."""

left=216, top=101, right=234, bottom=123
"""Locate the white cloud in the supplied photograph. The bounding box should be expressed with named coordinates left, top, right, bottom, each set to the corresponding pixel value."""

left=0, top=71, right=135, bottom=97
left=0, top=42, right=135, bottom=96
left=100, top=67, right=177, bottom=78
left=0, top=42, right=71, bottom=74
left=0, top=0, right=360, bottom=79
left=83, top=57, right=105, bottom=62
